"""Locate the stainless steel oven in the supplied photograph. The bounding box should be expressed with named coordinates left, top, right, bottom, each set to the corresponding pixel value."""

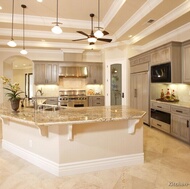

left=59, top=90, right=88, bottom=107
left=151, top=109, right=171, bottom=124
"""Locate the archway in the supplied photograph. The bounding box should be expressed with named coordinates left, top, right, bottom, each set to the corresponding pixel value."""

left=3, top=55, right=33, bottom=102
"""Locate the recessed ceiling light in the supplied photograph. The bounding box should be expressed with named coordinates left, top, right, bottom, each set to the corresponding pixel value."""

left=37, top=0, right=43, bottom=2
left=0, top=6, right=2, bottom=10
left=23, top=63, right=26, bottom=66
left=129, top=35, right=133, bottom=38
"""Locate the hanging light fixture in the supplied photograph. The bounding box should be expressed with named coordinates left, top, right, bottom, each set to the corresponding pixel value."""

left=94, top=0, right=104, bottom=38
left=51, top=0, right=62, bottom=34
left=20, top=4, right=27, bottom=55
left=88, top=37, right=97, bottom=43
left=7, top=0, right=17, bottom=47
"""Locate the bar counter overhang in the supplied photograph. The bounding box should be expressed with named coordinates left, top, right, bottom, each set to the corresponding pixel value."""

left=0, top=105, right=146, bottom=176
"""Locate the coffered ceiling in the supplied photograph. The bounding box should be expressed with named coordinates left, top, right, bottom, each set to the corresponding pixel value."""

left=0, top=0, right=190, bottom=52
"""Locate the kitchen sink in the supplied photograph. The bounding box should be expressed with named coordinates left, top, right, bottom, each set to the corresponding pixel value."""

left=43, top=107, right=60, bottom=111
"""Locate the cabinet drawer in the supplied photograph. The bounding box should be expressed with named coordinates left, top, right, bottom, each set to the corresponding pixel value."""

left=151, top=118, right=170, bottom=133
left=89, top=96, right=104, bottom=106
left=152, top=102, right=170, bottom=112
left=171, top=106, right=190, bottom=116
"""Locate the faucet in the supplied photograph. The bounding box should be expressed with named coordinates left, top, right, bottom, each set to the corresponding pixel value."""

left=34, top=88, right=44, bottom=110
left=36, top=88, right=43, bottom=96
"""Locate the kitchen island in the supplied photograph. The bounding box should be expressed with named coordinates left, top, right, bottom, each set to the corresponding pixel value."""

left=0, top=104, right=145, bottom=176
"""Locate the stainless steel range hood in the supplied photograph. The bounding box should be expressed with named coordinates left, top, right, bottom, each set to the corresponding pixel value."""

left=59, top=66, right=88, bottom=78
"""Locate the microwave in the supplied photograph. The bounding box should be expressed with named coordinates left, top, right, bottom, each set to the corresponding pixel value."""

left=151, top=62, right=171, bottom=83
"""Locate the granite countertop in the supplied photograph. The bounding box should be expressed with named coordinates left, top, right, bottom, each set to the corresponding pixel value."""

left=151, top=99, right=190, bottom=108
left=0, top=104, right=146, bottom=126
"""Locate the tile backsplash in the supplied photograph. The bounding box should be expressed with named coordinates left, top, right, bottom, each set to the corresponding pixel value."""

left=151, top=83, right=190, bottom=102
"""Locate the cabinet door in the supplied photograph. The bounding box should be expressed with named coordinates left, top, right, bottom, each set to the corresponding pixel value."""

left=87, top=64, right=102, bottom=84
left=182, top=44, right=190, bottom=83
left=34, top=63, right=46, bottom=84
left=151, top=47, right=171, bottom=65
left=130, top=72, right=149, bottom=124
left=34, top=63, right=59, bottom=85
left=171, top=115, right=190, bottom=143
left=46, top=63, right=59, bottom=84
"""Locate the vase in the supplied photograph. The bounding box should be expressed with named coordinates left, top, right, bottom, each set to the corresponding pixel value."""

left=10, top=99, right=20, bottom=111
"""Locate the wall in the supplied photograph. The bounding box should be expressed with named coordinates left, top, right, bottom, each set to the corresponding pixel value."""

left=103, top=44, right=142, bottom=106
left=0, top=50, right=63, bottom=103
left=151, top=83, right=190, bottom=102
left=13, top=68, right=33, bottom=98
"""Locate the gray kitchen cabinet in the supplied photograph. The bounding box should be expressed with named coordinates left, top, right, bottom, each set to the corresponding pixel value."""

left=182, top=40, right=190, bottom=83
left=150, top=118, right=170, bottom=134
left=150, top=42, right=181, bottom=83
left=34, top=62, right=59, bottom=85
left=87, top=64, right=103, bottom=84
left=129, top=53, right=150, bottom=125
left=130, top=71, right=149, bottom=125
left=171, top=115, right=190, bottom=143
left=88, top=96, right=104, bottom=106
left=171, top=106, right=190, bottom=143
left=151, top=47, right=170, bottom=65
left=150, top=101, right=171, bottom=134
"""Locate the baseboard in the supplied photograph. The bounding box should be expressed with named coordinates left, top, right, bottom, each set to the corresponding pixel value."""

left=2, top=140, right=144, bottom=177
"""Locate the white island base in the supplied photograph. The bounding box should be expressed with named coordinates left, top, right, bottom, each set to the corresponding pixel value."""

left=1, top=118, right=144, bottom=177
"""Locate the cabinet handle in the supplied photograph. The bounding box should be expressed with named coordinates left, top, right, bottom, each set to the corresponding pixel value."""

left=157, top=106, right=162, bottom=108
left=134, top=89, right=137, bottom=97
left=157, top=124, right=161, bottom=127
left=187, top=120, right=189, bottom=128
left=176, top=110, right=183, bottom=113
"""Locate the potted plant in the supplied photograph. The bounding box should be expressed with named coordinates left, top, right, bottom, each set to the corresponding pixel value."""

left=1, top=76, right=24, bottom=111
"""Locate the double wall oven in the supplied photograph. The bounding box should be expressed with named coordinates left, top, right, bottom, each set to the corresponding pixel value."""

left=59, top=90, right=88, bottom=107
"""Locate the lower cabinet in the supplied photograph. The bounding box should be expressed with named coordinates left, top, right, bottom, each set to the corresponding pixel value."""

left=150, top=118, right=170, bottom=134
left=150, top=101, right=190, bottom=144
left=171, top=115, right=190, bottom=143
left=88, top=96, right=104, bottom=106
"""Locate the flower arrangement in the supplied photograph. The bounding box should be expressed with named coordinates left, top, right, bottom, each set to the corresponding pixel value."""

left=1, top=76, right=24, bottom=101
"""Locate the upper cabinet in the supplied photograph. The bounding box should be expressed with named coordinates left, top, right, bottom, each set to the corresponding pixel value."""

left=34, top=62, right=59, bottom=85
left=86, top=64, right=103, bottom=84
left=150, top=42, right=182, bottom=83
left=151, top=46, right=170, bottom=65
left=182, top=40, right=190, bottom=83
left=129, top=52, right=151, bottom=67
left=150, top=42, right=181, bottom=66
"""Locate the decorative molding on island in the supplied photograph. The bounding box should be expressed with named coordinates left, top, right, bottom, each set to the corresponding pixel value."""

left=0, top=105, right=146, bottom=176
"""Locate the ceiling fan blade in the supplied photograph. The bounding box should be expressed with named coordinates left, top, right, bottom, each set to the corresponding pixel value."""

left=77, top=31, right=89, bottom=37
left=72, top=38, right=88, bottom=41
left=103, top=30, right=109, bottom=35
left=97, top=38, right=112, bottom=43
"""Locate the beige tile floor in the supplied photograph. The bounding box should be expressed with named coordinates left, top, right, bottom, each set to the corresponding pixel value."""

left=0, top=125, right=190, bottom=189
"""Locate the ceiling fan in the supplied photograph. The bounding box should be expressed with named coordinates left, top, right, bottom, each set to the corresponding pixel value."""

left=72, top=13, right=112, bottom=45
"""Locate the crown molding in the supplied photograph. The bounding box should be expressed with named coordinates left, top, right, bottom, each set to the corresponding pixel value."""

left=139, top=22, right=190, bottom=52
left=61, top=49, right=84, bottom=53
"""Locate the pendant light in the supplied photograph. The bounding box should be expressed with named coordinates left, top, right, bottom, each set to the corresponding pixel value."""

left=20, top=4, right=27, bottom=55
left=51, top=0, right=62, bottom=34
left=7, top=0, right=17, bottom=47
left=94, top=0, right=104, bottom=38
